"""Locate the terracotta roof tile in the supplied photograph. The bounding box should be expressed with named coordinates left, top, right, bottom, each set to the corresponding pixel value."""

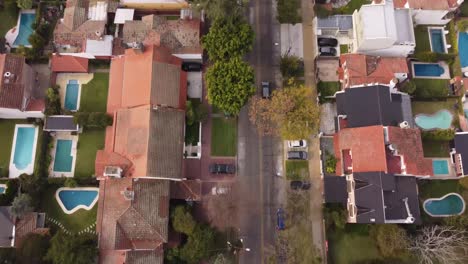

left=51, top=55, right=89, bottom=72
left=0, top=54, right=27, bottom=110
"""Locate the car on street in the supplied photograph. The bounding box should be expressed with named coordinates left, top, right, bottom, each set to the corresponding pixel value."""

left=287, top=139, right=307, bottom=148
left=276, top=208, right=285, bottom=230
left=261, top=81, right=270, bottom=98
left=319, top=47, right=337, bottom=56
left=290, top=181, right=311, bottom=190
left=182, top=62, right=202, bottom=72
left=209, top=163, right=236, bottom=174
left=287, top=151, right=308, bottom=160
left=317, top=37, right=338, bottom=47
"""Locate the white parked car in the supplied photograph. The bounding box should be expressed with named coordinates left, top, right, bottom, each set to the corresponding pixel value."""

left=287, top=140, right=307, bottom=148
left=211, top=186, right=230, bottom=195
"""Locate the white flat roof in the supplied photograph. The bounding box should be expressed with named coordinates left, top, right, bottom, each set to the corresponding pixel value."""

left=360, top=4, right=397, bottom=40
left=85, top=35, right=113, bottom=56
left=88, top=1, right=108, bottom=21
left=114, top=8, right=135, bottom=24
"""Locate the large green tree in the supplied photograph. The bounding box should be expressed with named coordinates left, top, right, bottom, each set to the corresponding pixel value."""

left=11, top=193, right=33, bottom=219
left=206, top=57, right=255, bottom=115
left=45, top=233, right=97, bottom=264
left=277, top=0, right=301, bottom=24
left=190, top=0, right=248, bottom=21
left=16, top=233, right=50, bottom=264
left=171, top=205, right=197, bottom=235
left=178, top=224, right=217, bottom=264
left=201, top=17, right=254, bottom=61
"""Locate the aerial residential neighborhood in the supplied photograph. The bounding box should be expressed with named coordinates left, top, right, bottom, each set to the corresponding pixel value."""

left=2, top=0, right=468, bottom=263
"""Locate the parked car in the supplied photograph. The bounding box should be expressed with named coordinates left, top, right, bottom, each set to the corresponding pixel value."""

left=319, top=47, right=337, bottom=56
left=290, top=181, right=311, bottom=190
left=182, top=62, right=202, bottom=72
left=211, top=186, right=230, bottom=195
left=276, top=208, right=285, bottom=230
left=261, top=81, right=270, bottom=98
left=287, top=151, right=308, bottom=160
left=287, top=139, right=307, bottom=148
left=317, top=37, right=338, bottom=47
left=209, top=164, right=236, bottom=174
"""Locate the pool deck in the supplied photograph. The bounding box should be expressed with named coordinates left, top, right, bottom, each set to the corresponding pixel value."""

left=49, top=132, right=78, bottom=178
left=4, top=9, right=36, bottom=48
left=9, top=124, right=39, bottom=178
left=55, top=187, right=99, bottom=214
left=55, top=73, right=94, bottom=112
left=423, top=192, right=466, bottom=217
left=411, top=61, right=451, bottom=79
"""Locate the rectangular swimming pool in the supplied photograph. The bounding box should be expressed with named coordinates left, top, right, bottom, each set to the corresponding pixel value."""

left=13, top=13, right=36, bottom=47
left=459, top=32, right=468, bottom=68
left=413, top=63, right=445, bottom=77
left=64, top=80, right=80, bottom=111
left=433, top=159, right=449, bottom=175
left=12, top=126, right=36, bottom=171
left=429, top=28, right=446, bottom=53
left=53, top=140, right=74, bottom=172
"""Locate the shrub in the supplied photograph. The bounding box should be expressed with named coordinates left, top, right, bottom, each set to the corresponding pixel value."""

left=323, top=204, right=346, bottom=230
left=277, top=0, right=301, bottom=24
left=421, top=129, right=455, bottom=141
left=45, top=86, right=61, bottom=116
left=280, top=55, right=303, bottom=78
left=460, top=177, right=468, bottom=190
left=73, top=112, right=113, bottom=128
left=314, top=5, right=332, bottom=18
left=0, top=180, right=19, bottom=206
left=186, top=100, right=208, bottom=126
left=16, top=0, right=32, bottom=9
left=399, top=80, right=416, bottom=95
left=64, top=178, right=77, bottom=188
left=325, top=153, right=337, bottom=174
left=369, top=225, right=410, bottom=258
left=458, top=20, right=468, bottom=32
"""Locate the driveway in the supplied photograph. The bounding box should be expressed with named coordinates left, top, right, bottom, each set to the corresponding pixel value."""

left=320, top=103, right=337, bottom=135
left=316, top=58, right=339, bottom=82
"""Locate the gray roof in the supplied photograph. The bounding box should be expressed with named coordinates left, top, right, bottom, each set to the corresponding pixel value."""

left=336, top=85, right=414, bottom=128
left=317, top=15, right=353, bottom=31
left=324, top=176, right=347, bottom=204
left=455, top=133, right=468, bottom=175
left=44, top=116, right=79, bottom=131
left=0, top=207, right=14, bottom=247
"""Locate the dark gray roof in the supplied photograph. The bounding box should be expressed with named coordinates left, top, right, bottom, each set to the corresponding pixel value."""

left=324, top=176, right=347, bottom=204
left=44, top=116, right=79, bottom=131
left=455, top=133, right=468, bottom=175
left=0, top=207, right=14, bottom=247
left=383, top=176, right=421, bottom=224
left=317, top=15, right=353, bottom=31
left=336, top=85, right=414, bottom=128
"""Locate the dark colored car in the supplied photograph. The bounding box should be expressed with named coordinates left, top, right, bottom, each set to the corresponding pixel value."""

left=287, top=151, right=308, bottom=160
left=209, top=164, right=236, bottom=174
left=290, top=181, right=311, bottom=190
left=315, top=0, right=331, bottom=4
left=317, top=37, right=338, bottom=47
left=182, top=62, right=202, bottom=72
left=319, top=47, right=337, bottom=56
left=262, top=81, right=270, bottom=98
left=276, top=208, right=285, bottom=230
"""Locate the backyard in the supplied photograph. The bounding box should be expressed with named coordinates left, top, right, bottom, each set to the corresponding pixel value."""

left=74, top=129, right=105, bottom=179
left=79, top=73, right=109, bottom=112
left=317, top=81, right=340, bottom=103
left=412, top=79, right=450, bottom=99
left=211, top=117, right=237, bottom=157
left=0, top=4, right=18, bottom=37
left=414, top=26, right=431, bottom=53
left=285, top=160, right=309, bottom=180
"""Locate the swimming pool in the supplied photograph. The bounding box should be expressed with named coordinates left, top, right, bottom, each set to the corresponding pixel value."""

left=56, top=187, right=99, bottom=214
left=64, top=80, right=80, bottom=111
left=459, top=32, right=468, bottom=68
left=429, top=28, right=446, bottom=53
left=53, top=140, right=74, bottom=172
left=413, top=63, right=445, bottom=77
left=414, top=110, right=452, bottom=130
left=13, top=13, right=36, bottom=47
left=0, top=184, right=7, bottom=194
left=432, top=159, right=449, bottom=175
left=423, top=193, right=465, bottom=217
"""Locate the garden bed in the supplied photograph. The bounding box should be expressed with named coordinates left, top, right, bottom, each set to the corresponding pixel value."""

left=285, top=160, right=309, bottom=180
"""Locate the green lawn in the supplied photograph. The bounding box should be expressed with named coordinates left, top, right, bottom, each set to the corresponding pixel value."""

left=332, top=0, right=371, bottom=14
left=413, top=79, right=450, bottom=99
left=422, top=140, right=450, bottom=157
left=328, top=227, right=382, bottom=264
left=318, top=81, right=341, bottom=103
left=0, top=120, right=28, bottom=177
left=40, top=185, right=97, bottom=234
left=285, top=160, right=309, bottom=180
left=0, top=5, right=18, bottom=37
left=74, top=129, right=105, bottom=179
left=79, top=73, right=109, bottom=112
left=339, top=44, right=348, bottom=54
left=414, top=26, right=431, bottom=53
left=418, top=179, right=461, bottom=199
left=211, top=117, right=237, bottom=156
left=411, top=99, right=459, bottom=115
left=461, top=1, right=468, bottom=17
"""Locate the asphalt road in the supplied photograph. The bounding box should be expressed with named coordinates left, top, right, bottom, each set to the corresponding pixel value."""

left=237, top=0, right=284, bottom=263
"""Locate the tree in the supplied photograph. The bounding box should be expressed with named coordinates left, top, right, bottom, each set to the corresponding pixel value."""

left=11, top=193, right=33, bottom=219
left=280, top=54, right=303, bottom=78
left=178, top=224, right=217, bottom=264
left=45, top=86, right=61, bottom=116
left=186, top=100, right=208, bottom=126
left=18, top=173, right=45, bottom=207
left=64, top=178, right=77, bottom=188
left=206, top=57, right=255, bottom=115
left=45, top=232, right=97, bottom=264
left=16, top=0, right=32, bottom=9
left=171, top=205, right=196, bottom=235
left=16, top=233, right=50, bottom=264
left=370, top=225, right=409, bottom=258
left=202, top=17, right=254, bottom=61
left=191, top=0, right=248, bottom=21
left=249, top=86, right=320, bottom=139
left=408, top=225, right=468, bottom=264
left=277, top=0, right=301, bottom=24
left=28, top=33, right=45, bottom=50
left=323, top=204, right=346, bottom=230
left=325, top=153, right=337, bottom=174
left=400, top=80, right=417, bottom=95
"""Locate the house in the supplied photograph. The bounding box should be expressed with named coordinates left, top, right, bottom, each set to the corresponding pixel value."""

left=316, top=15, right=354, bottom=39
left=324, top=172, right=421, bottom=224
left=0, top=207, right=14, bottom=247
left=14, top=212, right=49, bottom=248
left=335, top=85, right=415, bottom=130
left=352, top=0, right=415, bottom=57
left=0, top=54, right=44, bottom=119
left=452, top=132, right=468, bottom=177
left=339, top=54, right=409, bottom=89
left=50, top=54, right=89, bottom=73
left=96, top=178, right=168, bottom=264
left=119, top=0, right=189, bottom=10
left=393, top=0, right=465, bottom=25
left=122, top=15, right=201, bottom=60
left=54, top=0, right=115, bottom=58
left=94, top=45, right=187, bottom=180
left=333, top=125, right=433, bottom=176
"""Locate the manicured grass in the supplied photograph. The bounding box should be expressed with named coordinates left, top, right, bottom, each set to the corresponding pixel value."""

left=318, top=81, right=341, bottom=103
left=0, top=5, right=18, bottom=37
left=414, top=26, right=431, bottom=53
left=422, top=140, right=450, bottom=157
left=339, top=44, right=348, bottom=54
left=40, top=185, right=97, bottom=234
left=79, top=73, right=109, bottom=112
left=0, top=120, right=28, bottom=177
left=285, top=160, right=309, bottom=180
left=332, top=0, right=371, bottom=14
left=411, top=99, right=459, bottom=115
left=211, top=117, right=237, bottom=157
left=461, top=1, right=468, bottom=17
left=74, top=129, right=105, bottom=179
left=418, top=179, right=461, bottom=199
left=413, top=79, right=450, bottom=99
left=328, top=227, right=382, bottom=264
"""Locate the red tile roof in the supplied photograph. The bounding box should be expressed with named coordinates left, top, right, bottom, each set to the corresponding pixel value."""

left=50, top=55, right=89, bottom=73
left=393, top=0, right=461, bottom=9
left=0, top=54, right=26, bottom=110
left=340, top=54, right=409, bottom=88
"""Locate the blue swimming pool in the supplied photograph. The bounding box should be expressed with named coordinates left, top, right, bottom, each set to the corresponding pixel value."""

left=424, top=193, right=465, bottom=217
left=432, top=160, right=449, bottom=175
left=64, top=80, right=79, bottom=111
left=414, top=110, right=452, bottom=130
left=12, top=126, right=37, bottom=170
left=57, top=189, right=98, bottom=212
left=0, top=186, right=6, bottom=194
left=459, top=32, right=468, bottom=68
left=429, top=28, right=446, bottom=53
left=413, top=63, right=445, bottom=77
left=53, top=140, right=73, bottom=172
left=13, top=13, right=36, bottom=47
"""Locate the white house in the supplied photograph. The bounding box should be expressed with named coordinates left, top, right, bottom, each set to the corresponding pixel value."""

left=352, top=0, right=415, bottom=57
left=393, top=0, right=465, bottom=25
